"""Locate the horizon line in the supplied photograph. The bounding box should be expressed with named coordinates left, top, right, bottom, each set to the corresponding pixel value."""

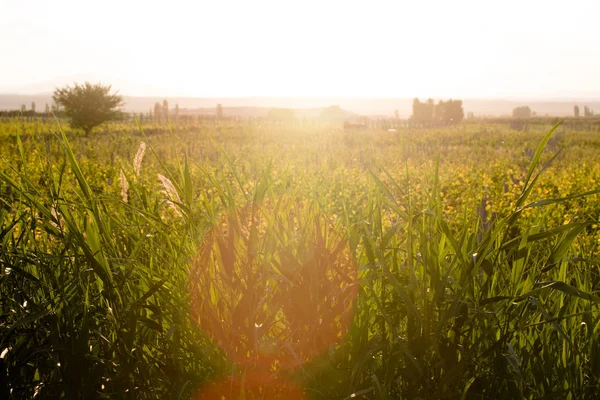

left=1, top=92, right=600, bottom=102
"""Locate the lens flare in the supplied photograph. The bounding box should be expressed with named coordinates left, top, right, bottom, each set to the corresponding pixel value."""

left=189, top=200, right=358, bottom=369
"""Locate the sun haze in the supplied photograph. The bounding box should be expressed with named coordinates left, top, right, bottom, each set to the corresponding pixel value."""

left=2, top=0, right=599, bottom=98
left=5, top=0, right=600, bottom=399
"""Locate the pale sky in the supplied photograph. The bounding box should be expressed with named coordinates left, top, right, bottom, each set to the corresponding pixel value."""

left=1, top=0, right=599, bottom=98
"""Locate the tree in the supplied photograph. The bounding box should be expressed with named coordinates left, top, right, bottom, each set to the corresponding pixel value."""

left=216, top=104, right=223, bottom=119
left=412, top=98, right=463, bottom=124
left=319, top=105, right=346, bottom=124
left=512, top=106, right=532, bottom=118
left=162, top=99, right=169, bottom=120
left=154, top=102, right=162, bottom=119
left=584, top=106, right=594, bottom=117
left=574, top=105, right=580, bottom=117
left=31, top=102, right=36, bottom=113
left=411, top=98, right=433, bottom=124
left=53, top=82, right=123, bottom=135
left=444, top=99, right=464, bottom=123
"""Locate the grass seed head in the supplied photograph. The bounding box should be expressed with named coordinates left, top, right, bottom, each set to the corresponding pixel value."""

left=133, top=141, right=146, bottom=177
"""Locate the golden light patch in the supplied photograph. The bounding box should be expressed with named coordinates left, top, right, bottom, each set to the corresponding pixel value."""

left=189, top=199, right=358, bottom=369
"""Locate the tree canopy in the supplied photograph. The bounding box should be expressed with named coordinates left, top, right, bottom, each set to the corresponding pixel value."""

left=512, top=106, right=532, bottom=118
left=53, top=82, right=123, bottom=135
left=411, top=98, right=464, bottom=124
left=319, top=105, right=346, bottom=122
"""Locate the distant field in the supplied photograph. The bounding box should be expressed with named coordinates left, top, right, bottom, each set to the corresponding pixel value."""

left=2, top=118, right=600, bottom=398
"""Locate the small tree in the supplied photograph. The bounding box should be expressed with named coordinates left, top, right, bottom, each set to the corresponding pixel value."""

left=512, top=106, right=532, bottom=118
left=319, top=105, right=346, bottom=124
left=574, top=105, right=580, bottom=117
left=53, top=82, right=123, bottom=135
left=153, top=102, right=162, bottom=120
left=162, top=99, right=169, bottom=120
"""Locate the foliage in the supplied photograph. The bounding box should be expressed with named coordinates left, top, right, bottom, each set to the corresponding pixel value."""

left=513, top=105, right=532, bottom=118
left=319, top=105, right=346, bottom=122
left=1, top=118, right=600, bottom=399
left=435, top=99, right=464, bottom=123
left=412, top=98, right=464, bottom=124
left=52, top=82, right=123, bottom=135
left=411, top=98, right=435, bottom=123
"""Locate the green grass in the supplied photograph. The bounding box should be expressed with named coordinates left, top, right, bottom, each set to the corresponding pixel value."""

left=1, top=118, right=600, bottom=399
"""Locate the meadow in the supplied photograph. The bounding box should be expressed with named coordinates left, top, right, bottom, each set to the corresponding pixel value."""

left=1, top=117, right=600, bottom=399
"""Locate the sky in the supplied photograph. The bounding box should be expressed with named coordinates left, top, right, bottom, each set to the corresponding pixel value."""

left=1, top=0, right=600, bottom=98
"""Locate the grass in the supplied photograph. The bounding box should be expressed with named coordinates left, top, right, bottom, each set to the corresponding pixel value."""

left=1, top=118, right=600, bottom=399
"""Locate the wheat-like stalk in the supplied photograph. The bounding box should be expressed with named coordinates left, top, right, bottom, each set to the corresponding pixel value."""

left=49, top=206, right=61, bottom=230
left=157, top=174, right=180, bottom=202
left=158, top=174, right=181, bottom=216
left=120, top=169, right=129, bottom=203
left=133, top=141, right=146, bottom=177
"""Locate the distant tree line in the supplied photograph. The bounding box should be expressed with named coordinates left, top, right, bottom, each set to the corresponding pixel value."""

left=150, top=101, right=228, bottom=120
left=511, top=104, right=595, bottom=120
left=574, top=105, right=594, bottom=117
left=410, top=98, right=464, bottom=125
left=152, top=100, right=173, bottom=120
left=0, top=102, right=63, bottom=118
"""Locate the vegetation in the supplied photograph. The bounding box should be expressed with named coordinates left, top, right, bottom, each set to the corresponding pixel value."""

left=512, top=106, right=532, bottom=118
left=411, top=98, right=464, bottom=125
left=1, top=116, right=600, bottom=399
left=52, top=82, right=124, bottom=135
left=584, top=105, right=595, bottom=117
left=319, top=105, right=346, bottom=123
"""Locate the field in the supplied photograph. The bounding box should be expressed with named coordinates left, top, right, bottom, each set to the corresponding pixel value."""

left=2, top=117, right=600, bottom=399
